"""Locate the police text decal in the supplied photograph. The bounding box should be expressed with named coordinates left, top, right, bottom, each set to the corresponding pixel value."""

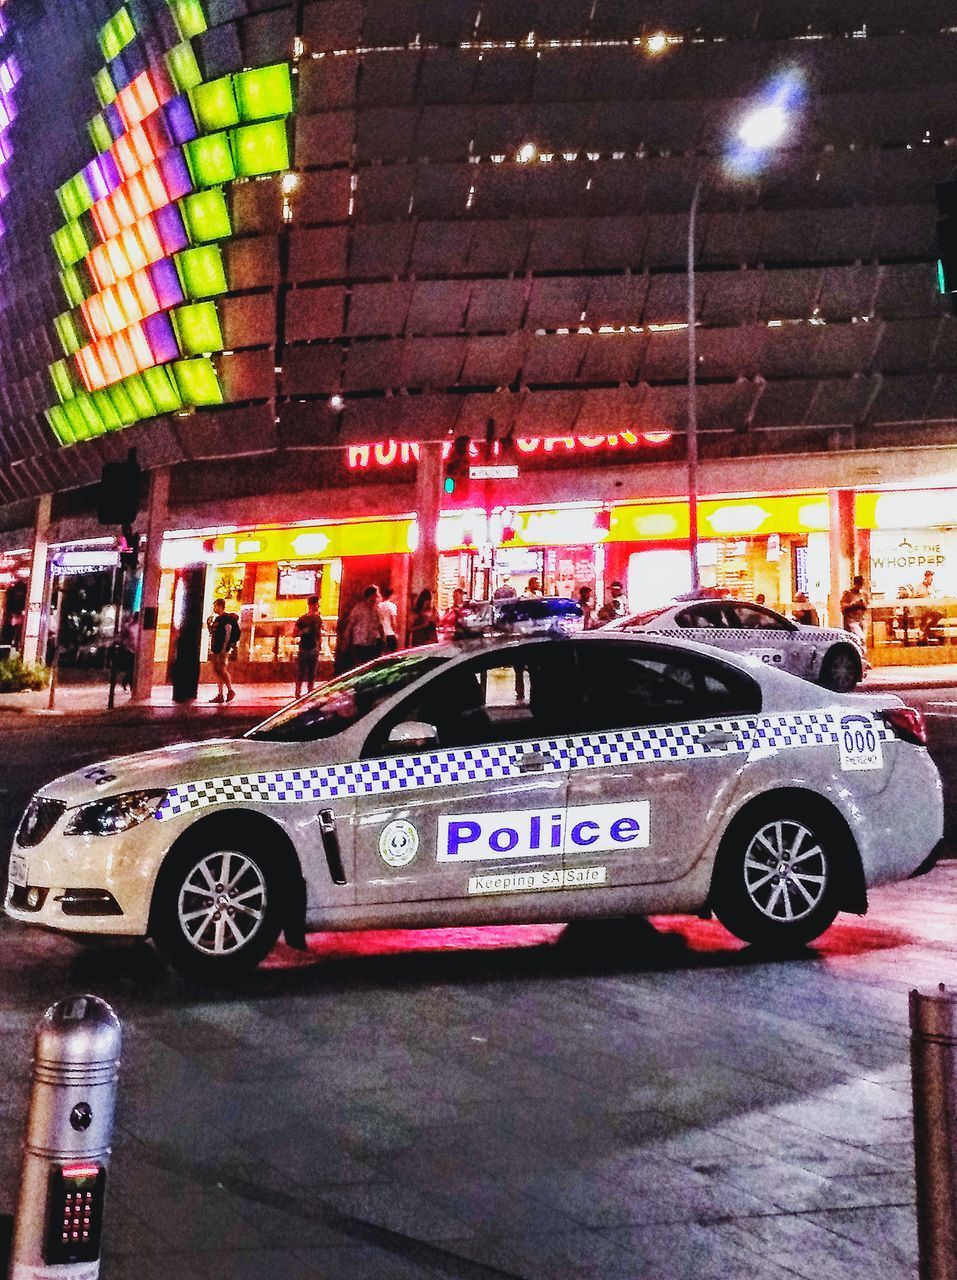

left=437, top=801, right=650, bottom=862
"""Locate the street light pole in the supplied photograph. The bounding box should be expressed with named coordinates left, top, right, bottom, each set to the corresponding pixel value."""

left=687, top=177, right=702, bottom=593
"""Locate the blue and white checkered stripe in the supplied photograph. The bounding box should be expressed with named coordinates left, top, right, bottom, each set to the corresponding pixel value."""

left=155, top=709, right=887, bottom=821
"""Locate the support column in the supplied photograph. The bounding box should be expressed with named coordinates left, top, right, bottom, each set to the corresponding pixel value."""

left=409, top=442, right=443, bottom=624
left=827, top=488, right=856, bottom=629
left=21, top=494, right=52, bottom=666
left=132, top=467, right=170, bottom=702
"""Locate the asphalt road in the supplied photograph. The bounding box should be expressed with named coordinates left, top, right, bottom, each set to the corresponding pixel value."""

left=0, top=685, right=954, bottom=1279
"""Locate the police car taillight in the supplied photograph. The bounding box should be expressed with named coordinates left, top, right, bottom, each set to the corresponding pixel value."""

left=878, top=706, right=927, bottom=746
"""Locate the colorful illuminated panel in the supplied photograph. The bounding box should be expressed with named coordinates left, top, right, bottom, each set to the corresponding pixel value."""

left=44, top=1, right=294, bottom=446
left=0, top=0, right=23, bottom=239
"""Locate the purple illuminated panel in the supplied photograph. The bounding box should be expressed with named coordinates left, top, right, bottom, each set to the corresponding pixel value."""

left=148, top=255, right=185, bottom=309
left=158, top=148, right=192, bottom=201
left=84, top=153, right=121, bottom=201
left=164, top=94, right=197, bottom=145
left=104, top=101, right=125, bottom=140
left=143, top=310, right=180, bottom=363
left=153, top=199, right=189, bottom=255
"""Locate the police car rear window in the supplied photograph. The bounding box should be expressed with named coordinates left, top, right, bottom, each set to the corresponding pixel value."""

left=247, top=652, right=451, bottom=742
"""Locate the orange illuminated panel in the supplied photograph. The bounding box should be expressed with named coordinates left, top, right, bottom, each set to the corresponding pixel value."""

left=141, top=161, right=169, bottom=210
left=112, top=132, right=140, bottom=179
left=102, top=287, right=126, bottom=334
left=88, top=243, right=115, bottom=290
left=111, top=186, right=136, bottom=228
left=81, top=294, right=110, bottom=340
left=127, top=321, right=154, bottom=371
left=128, top=124, right=156, bottom=170
left=96, top=337, right=122, bottom=385
left=76, top=344, right=107, bottom=391
left=112, top=329, right=139, bottom=378
left=91, top=198, right=121, bottom=242
left=116, top=72, right=163, bottom=131
left=119, top=225, right=148, bottom=273
left=136, top=214, right=163, bottom=261
left=127, top=173, right=152, bottom=219
left=130, top=267, right=159, bottom=316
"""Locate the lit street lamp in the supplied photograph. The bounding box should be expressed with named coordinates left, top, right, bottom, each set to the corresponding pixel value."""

left=686, top=75, right=804, bottom=591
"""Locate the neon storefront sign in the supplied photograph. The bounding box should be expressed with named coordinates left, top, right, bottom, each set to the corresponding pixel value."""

left=346, top=432, right=672, bottom=470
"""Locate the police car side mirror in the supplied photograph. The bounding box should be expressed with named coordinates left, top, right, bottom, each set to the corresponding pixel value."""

left=388, top=721, right=439, bottom=749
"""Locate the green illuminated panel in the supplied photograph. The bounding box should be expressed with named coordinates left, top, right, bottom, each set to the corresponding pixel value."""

left=176, top=245, right=227, bottom=299
left=99, top=7, right=135, bottom=61
left=54, top=311, right=84, bottom=356
left=170, top=0, right=207, bottom=39
left=184, top=132, right=236, bottom=187
left=142, top=365, right=183, bottom=412
left=64, top=394, right=104, bottom=441
left=190, top=75, right=239, bottom=131
left=94, top=67, right=116, bottom=107
left=173, top=357, right=224, bottom=406
left=91, top=389, right=124, bottom=432
left=49, top=359, right=78, bottom=403
left=234, top=64, right=293, bottom=122
left=57, top=176, right=93, bottom=222
left=166, top=40, right=202, bottom=93
left=231, top=120, right=289, bottom=177
left=121, top=373, right=156, bottom=419
left=172, top=300, right=224, bottom=354
left=60, top=267, right=87, bottom=309
left=45, top=404, right=76, bottom=446
left=180, top=188, right=231, bottom=242
left=102, top=382, right=138, bottom=426
left=52, top=219, right=89, bottom=269
left=88, top=113, right=113, bottom=154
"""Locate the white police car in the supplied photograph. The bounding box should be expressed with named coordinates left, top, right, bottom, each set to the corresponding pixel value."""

left=6, top=626, right=942, bottom=977
left=610, top=598, right=868, bottom=692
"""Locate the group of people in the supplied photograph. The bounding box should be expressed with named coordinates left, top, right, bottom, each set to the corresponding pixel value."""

left=840, top=569, right=942, bottom=644
left=214, top=575, right=631, bottom=704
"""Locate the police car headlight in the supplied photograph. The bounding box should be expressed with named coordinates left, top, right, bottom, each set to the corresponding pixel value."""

left=64, top=790, right=168, bottom=837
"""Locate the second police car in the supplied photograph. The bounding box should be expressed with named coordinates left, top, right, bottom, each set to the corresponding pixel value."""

left=6, top=610, right=943, bottom=977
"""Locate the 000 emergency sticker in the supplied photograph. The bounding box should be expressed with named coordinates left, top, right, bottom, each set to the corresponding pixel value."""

left=438, top=801, right=650, bottom=862
left=838, top=713, right=884, bottom=772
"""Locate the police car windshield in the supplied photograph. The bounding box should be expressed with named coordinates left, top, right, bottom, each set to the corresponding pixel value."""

left=246, top=652, right=451, bottom=742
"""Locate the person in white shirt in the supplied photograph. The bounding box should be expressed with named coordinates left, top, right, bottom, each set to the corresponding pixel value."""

left=378, top=585, right=398, bottom=652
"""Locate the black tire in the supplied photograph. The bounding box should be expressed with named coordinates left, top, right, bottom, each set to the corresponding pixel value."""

left=710, top=801, right=844, bottom=949
left=819, top=645, right=862, bottom=693
left=151, top=834, right=283, bottom=979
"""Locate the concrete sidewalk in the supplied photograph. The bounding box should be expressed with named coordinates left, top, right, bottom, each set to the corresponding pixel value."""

left=1, top=666, right=956, bottom=718
left=0, top=681, right=294, bottom=718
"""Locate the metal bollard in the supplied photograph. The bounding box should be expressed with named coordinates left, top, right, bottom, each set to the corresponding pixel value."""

left=910, top=984, right=957, bottom=1280
left=8, top=995, right=121, bottom=1280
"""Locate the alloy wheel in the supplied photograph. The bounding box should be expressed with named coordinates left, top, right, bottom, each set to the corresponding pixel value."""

left=743, top=820, right=828, bottom=923
left=177, top=850, right=267, bottom=955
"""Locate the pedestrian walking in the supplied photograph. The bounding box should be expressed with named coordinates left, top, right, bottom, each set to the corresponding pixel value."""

left=340, top=585, right=384, bottom=669
left=410, top=589, right=439, bottom=646
left=294, top=594, right=322, bottom=698
left=207, top=598, right=240, bottom=703
left=117, top=612, right=139, bottom=692
left=378, top=585, right=399, bottom=653
left=577, top=585, right=594, bottom=629
left=840, top=574, right=868, bottom=641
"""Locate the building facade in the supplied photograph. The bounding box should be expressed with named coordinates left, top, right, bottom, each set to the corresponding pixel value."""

left=1, top=0, right=956, bottom=684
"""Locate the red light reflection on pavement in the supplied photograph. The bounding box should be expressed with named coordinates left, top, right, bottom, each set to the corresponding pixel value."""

left=261, top=914, right=915, bottom=971
left=261, top=924, right=566, bottom=969
left=647, top=915, right=915, bottom=957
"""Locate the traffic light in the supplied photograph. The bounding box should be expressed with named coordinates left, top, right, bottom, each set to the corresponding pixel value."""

left=443, top=435, right=470, bottom=496
left=935, top=178, right=957, bottom=310
left=97, top=449, right=140, bottom=527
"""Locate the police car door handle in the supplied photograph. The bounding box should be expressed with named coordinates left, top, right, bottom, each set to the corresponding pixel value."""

left=699, top=730, right=737, bottom=748
left=519, top=751, right=556, bottom=772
